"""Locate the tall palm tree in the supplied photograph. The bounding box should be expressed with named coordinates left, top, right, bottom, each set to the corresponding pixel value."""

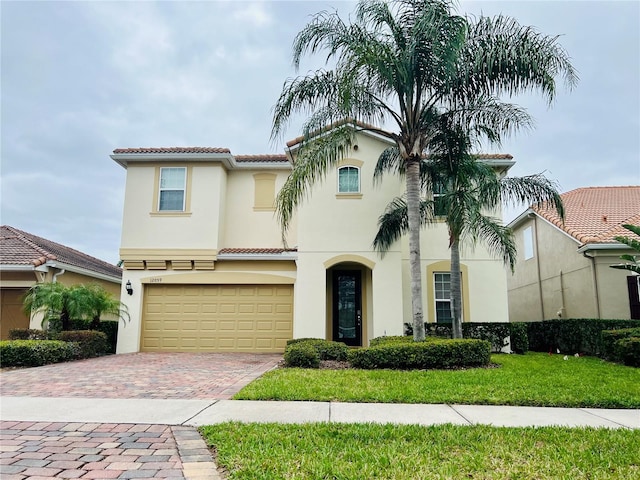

left=272, top=0, right=577, bottom=340
left=373, top=122, right=564, bottom=338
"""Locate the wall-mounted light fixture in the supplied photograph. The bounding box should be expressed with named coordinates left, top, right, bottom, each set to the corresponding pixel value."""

left=125, top=280, right=133, bottom=296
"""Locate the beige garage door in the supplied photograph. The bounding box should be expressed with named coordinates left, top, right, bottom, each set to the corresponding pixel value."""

left=141, top=284, right=293, bottom=352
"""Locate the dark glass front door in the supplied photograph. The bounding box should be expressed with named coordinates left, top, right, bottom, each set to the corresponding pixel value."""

left=332, top=270, right=362, bottom=346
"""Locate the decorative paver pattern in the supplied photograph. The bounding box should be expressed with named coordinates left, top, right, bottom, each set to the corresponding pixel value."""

left=0, top=352, right=280, bottom=399
left=0, top=421, right=221, bottom=480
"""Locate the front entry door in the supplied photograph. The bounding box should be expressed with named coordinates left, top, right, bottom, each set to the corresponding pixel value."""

left=332, top=270, right=362, bottom=346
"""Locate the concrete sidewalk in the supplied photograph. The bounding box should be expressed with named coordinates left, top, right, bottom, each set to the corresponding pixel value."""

left=2, top=397, right=638, bottom=429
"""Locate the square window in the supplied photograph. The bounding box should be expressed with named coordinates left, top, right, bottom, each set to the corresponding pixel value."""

left=159, top=167, right=186, bottom=211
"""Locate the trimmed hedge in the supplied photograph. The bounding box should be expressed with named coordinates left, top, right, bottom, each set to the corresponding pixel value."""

left=348, top=339, right=491, bottom=370
left=58, top=330, right=108, bottom=359
left=601, top=328, right=640, bottom=361
left=0, top=340, right=80, bottom=367
left=369, top=336, right=414, bottom=347
left=47, top=318, right=119, bottom=354
left=615, top=337, right=640, bottom=367
left=285, top=338, right=349, bottom=361
left=8, top=329, right=50, bottom=340
left=404, top=322, right=510, bottom=352
left=284, top=343, right=320, bottom=368
left=527, top=319, right=640, bottom=356
left=509, top=323, right=529, bottom=354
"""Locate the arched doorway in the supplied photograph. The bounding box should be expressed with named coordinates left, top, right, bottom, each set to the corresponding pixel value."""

left=324, top=256, right=374, bottom=347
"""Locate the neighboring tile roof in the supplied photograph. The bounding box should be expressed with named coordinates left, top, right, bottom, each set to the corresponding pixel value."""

left=235, top=154, right=289, bottom=163
left=218, top=248, right=297, bottom=254
left=113, top=147, right=231, bottom=154
left=0, top=225, right=122, bottom=279
left=533, top=186, right=640, bottom=244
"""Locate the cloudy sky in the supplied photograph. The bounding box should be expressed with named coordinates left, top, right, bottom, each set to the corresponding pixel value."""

left=2, top=0, right=638, bottom=265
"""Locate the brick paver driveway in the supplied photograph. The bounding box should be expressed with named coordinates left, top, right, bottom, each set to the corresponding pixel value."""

left=0, top=352, right=281, bottom=400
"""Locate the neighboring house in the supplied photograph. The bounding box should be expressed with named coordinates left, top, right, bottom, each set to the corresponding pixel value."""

left=0, top=225, right=123, bottom=339
left=507, top=186, right=640, bottom=322
left=112, top=130, right=515, bottom=354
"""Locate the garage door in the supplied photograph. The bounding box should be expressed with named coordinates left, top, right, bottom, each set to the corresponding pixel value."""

left=1, top=288, right=30, bottom=340
left=141, top=284, right=293, bottom=352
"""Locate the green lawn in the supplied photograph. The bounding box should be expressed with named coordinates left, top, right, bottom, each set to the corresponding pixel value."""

left=200, top=422, right=640, bottom=480
left=235, top=352, right=640, bottom=408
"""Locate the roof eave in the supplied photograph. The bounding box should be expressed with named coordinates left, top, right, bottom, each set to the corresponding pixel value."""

left=577, top=243, right=633, bottom=254
left=45, top=261, right=122, bottom=283
left=216, top=252, right=298, bottom=261
left=110, top=152, right=235, bottom=169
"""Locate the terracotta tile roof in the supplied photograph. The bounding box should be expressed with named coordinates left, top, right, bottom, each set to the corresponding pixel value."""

left=533, top=186, right=640, bottom=244
left=218, top=248, right=297, bottom=254
left=286, top=119, right=383, bottom=147
left=0, top=225, right=122, bottom=279
left=112, top=147, right=230, bottom=154
left=235, top=154, right=289, bottom=163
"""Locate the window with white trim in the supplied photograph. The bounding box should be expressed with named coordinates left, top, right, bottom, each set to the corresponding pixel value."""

left=434, top=272, right=452, bottom=323
left=433, top=181, right=446, bottom=216
left=158, top=167, right=186, bottom=211
left=338, top=166, right=360, bottom=193
left=523, top=226, right=534, bottom=260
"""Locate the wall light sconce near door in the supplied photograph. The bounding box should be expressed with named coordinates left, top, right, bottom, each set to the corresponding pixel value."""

left=126, top=280, right=133, bottom=296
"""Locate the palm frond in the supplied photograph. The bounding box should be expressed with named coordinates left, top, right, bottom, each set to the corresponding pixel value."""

left=276, top=125, right=356, bottom=233
left=373, top=196, right=435, bottom=253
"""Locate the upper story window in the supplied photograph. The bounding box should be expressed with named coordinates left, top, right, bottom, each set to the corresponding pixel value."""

left=159, top=167, right=186, bottom=211
left=523, top=226, right=534, bottom=260
left=338, top=166, right=360, bottom=193
left=433, top=182, right=446, bottom=217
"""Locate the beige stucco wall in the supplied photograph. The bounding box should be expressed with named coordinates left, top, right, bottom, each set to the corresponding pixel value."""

left=117, top=263, right=296, bottom=353
left=120, top=163, right=226, bottom=250
left=223, top=169, right=296, bottom=248
left=508, top=216, right=635, bottom=321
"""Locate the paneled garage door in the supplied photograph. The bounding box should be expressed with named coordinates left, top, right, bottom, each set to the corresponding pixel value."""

left=141, top=284, right=293, bottom=352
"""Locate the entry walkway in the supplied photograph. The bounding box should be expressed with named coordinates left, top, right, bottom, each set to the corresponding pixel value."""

left=2, top=397, right=638, bottom=429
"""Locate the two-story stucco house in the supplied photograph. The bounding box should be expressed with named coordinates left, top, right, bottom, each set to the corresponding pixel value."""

left=112, top=130, right=513, bottom=353
left=507, top=186, right=640, bottom=322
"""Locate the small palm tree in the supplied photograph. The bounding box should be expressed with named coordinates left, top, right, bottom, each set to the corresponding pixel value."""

left=81, top=284, right=129, bottom=330
left=271, top=0, right=576, bottom=341
left=374, top=125, right=564, bottom=338
left=22, top=282, right=88, bottom=331
left=610, top=224, right=640, bottom=274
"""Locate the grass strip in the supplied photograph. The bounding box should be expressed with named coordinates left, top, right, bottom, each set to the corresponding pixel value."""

left=201, top=422, right=640, bottom=480
left=235, top=352, right=640, bottom=408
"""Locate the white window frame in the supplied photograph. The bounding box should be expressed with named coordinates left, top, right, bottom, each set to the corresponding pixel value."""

left=433, top=272, right=452, bottom=324
left=433, top=182, right=446, bottom=216
left=337, top=166, right=360, bottom=194
left=158, top=167, right=187, bottom=212
left=523, top=226, right=534, bottom=260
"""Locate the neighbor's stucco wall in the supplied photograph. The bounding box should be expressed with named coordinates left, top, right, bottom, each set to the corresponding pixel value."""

left=507, top=216, right=633, bottom=321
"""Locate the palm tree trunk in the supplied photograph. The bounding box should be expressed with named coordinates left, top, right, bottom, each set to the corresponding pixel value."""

left=60, top=308, right=71, bottom=332
left=450, top=237, right=463, bottom=339
left=406, top=158, right=425, bottom=341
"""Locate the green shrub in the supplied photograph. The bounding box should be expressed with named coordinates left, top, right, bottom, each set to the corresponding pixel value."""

left=47, top=318, right=118, bottom=354
left=601, top=328, right=640, bottom=361
left=57, top=330, right=108, bottom=359
left=614, top=337, right=640, bottom=367
left=509, top=323, right=529, bottom=354
left=97, top=321, right=119, bottom=354
left=285, top=338, right=349, bottom=361
left=404, top=322, right=510, bottom=352
left=348, top=339, right=491, bottom=370
left=284, top=343, right=320, bottom=368
left=8, top=329, right=50, bottom=340
left=527, top=319, right=640, bottom=356
left=370, top=336, right=414, bottom=347
left=0, top=340, right=80, bottom=367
